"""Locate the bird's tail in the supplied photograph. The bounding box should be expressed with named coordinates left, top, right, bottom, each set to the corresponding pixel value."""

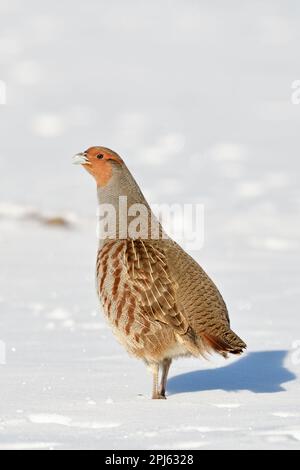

left=202, top=329, right=247, bottom=357
left=176, top=327, right=246, bottom=358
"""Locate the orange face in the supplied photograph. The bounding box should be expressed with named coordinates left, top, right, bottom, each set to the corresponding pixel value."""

left=73, top=146, right=123, bottom=187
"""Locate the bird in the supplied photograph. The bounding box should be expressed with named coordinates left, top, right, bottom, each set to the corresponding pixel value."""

left=73, top=146, right=246, bottom=399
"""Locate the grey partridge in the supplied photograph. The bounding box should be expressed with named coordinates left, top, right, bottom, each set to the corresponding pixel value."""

left=73, top=146, right=246, bottom=399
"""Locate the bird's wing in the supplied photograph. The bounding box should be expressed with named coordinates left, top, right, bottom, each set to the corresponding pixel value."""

left=165, top=240, right=230, bottom=328
left=125, top=239, right=189, bottom=335
left=165, top=241, right=246, bottom=354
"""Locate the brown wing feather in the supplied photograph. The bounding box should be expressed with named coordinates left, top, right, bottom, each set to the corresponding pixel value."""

left=125, top=240, right=189, bottom=336
left=165, top=240, right=247, bottom=355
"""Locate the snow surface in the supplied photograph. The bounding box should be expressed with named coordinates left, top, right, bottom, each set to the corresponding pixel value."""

left=0, top=0, right=300, bottom=450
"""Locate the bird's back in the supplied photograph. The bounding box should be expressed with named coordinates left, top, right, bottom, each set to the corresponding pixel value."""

left=165, top=240, right=246, bottom=356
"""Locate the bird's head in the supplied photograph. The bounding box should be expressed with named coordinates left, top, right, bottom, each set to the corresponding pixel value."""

left=73, top=146, right=123, bottom=187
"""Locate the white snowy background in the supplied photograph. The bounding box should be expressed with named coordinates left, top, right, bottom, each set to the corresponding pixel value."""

left=0, top=0, right=300, bottom=450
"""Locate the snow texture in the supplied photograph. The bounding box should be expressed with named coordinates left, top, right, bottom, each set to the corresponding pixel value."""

left=0, top=0, right=300, bottom=450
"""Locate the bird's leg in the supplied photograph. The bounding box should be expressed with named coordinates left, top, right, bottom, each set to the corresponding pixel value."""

left=149, top=362, right=165, bottom=400
left=150, top=362, right=159, bottom=399
left=148, top=360, right=171, bottom=400
left=159, top=358, right=172, bottom=398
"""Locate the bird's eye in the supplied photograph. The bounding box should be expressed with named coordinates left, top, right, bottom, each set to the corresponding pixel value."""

left=97, top=154, right=104, bottom=160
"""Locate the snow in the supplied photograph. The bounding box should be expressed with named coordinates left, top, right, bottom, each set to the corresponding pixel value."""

left=0, top=210, right=299, bottom=451
left=0, top=0, right=300, bottom=451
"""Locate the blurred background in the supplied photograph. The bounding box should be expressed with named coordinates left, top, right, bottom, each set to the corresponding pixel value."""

left=1, top=0, right=299, bottom=214
left=0, top=0, right=299, bottom=450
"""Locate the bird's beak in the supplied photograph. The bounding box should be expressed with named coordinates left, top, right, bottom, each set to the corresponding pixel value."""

left=72, top=153, right=91, bottom=165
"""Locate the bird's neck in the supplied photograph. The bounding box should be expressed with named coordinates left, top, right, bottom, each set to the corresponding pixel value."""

left=96, top=166, right=163, bottom=246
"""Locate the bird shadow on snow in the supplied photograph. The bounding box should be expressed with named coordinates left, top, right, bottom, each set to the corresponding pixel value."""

left=168, top=350, right=296, bottom=395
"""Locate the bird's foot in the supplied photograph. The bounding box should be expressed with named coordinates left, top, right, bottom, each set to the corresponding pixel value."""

left=152, top=392, right=167, bottom=400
